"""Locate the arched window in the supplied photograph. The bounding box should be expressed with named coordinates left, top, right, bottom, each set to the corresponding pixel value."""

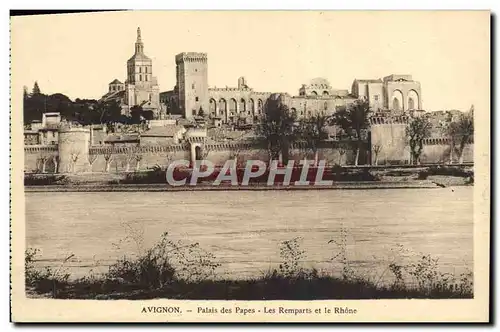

left=218, top=99, right=227, bottom=118
left=324, top=102, right=328, bottom=111
left=408, top=98, right=415, bottom=110
left=249, top=99, right=255, bottom=115
left=239, top=98, right=246, bottom=113
left=139, top=67, right=142, bottom=73
left=139, top=74, right=142, bottom=81
left=323, top=91, right=329, bottom=96
left=392, top=90, right=404, bottom=111
left=393, top=98, right=400, bottom=111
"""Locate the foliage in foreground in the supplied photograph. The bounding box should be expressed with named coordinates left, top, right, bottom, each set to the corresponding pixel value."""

left=25, top=232, right=473, bottom=300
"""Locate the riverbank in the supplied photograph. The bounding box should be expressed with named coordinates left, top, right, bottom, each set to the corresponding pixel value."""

left=24, top=165, right=473, bottom=191
left=25, top=181, right=442, bottom=192
left=25, top=232, right=473, bottom=300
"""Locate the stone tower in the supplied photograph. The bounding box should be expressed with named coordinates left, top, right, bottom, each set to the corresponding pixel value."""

left=58, top=128, right=91, bottom=173
left=175, top=52, right=208, bottom=120
left=124, top=27, right=160, bottom=116
left=369, top=115, right=410, bottom=165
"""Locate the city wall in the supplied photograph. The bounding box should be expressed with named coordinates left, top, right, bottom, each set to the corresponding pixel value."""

left=24, top=141, right=363, bottom=173
left=369, top=116, right=473, bottom=165
left=24, top=123, right=474, bottom=174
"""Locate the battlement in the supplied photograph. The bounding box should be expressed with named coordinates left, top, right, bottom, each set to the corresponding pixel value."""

left=209, top=87, right=254, bottom=92
left=89, top=144, right=187, bottom=155
left=369, top=116, right=409, bottom=125
left=25, top=145, right=58, bottom=154
left=175, top=52, right=208, bottom=64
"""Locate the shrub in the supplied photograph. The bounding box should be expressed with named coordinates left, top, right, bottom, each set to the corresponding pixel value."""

left=278, top=237, right=306, bottom=278
left=25, top=248, right=72, bottom=297
left=24, top=174, right=66, bottom=186
left=427, top=166, right=473, bottom=178
left=106, top=232, right=220, bottom=288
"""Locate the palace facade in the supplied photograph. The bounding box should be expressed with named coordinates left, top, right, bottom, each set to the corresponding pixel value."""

left=101, top=27, right=423, bottom=124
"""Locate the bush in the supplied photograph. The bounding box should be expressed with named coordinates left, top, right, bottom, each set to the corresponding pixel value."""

left=24, top=174, right=66, bottom=186
left=26, top=233, right=473, bottom=300
left=106, top=232, right=220, bottom=288
left=25, top=248, right=72, bottom=297
left=426, top=166, right=473, bottom=177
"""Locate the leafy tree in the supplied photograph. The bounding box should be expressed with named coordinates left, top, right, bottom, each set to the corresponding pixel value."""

left=23, top=92, right=47, bottom=124
left=446, top=106, right=474, bottom=164
left=99, top=100, right=123, bottom=124
left=255, top=96, right=298, bottom=164
left=332, top=99, right=371, bottom=166
left=297, top=114, right=329, bottom=165
left=142, top=110, right=155, bottom=121
left=130, top=105, right=144, bottom=124
left=406, top=116, right=432, bottom=165
left=32, top=81, right=41, bottom=95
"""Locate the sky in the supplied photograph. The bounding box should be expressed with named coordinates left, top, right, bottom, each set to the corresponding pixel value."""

left=11, top=10, right=490, bottom=112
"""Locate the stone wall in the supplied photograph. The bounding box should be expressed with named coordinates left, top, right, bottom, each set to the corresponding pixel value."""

left=370, top=116, right=410, bottom=164
left=24, top=139, right=473, bottom=174
left=420, top=138, right=473, bottom=164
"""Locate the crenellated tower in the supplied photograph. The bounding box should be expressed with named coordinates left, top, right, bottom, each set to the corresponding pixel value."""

left=175, top=52, right=208, bottom=120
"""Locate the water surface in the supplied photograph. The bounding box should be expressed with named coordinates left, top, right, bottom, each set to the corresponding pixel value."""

left=26, top=187, right=473, bottom=282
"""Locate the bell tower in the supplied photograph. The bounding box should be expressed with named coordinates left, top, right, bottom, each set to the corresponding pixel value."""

left=124, top=27, right=160, bottom=115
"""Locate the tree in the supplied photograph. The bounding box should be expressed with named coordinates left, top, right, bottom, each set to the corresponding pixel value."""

left=198, top=107, right=205, bottom=117
left=255, top=96, right=298, bottom=164
left=406, top=116, right=432, bottom=165
left=103, top=151, right=114, bottom=173
left=32, top=81, right=41, bottom=95
left=142, top=110, right=155, bottom=121
left=130, top=105, right=144, bottom=124
left=229, top=148, right=242, bottom=168
left=332, top=99, right=371, bottom=166
left=94, top=99, right=123, bottom=124
left=37, top=151, right=51, bottom=173
left=88, top=154, right=98, bottom=171
left=135, top=154, right=143, bottom=171
left=338, top=147, right=346, bottom=166
left=446, top=107, right=474, bottom=164
left=372, top=144, right=382, bottom=166
left=23, top=86, right=29, bottom=100
left=297, top=114, right=329, bottom=166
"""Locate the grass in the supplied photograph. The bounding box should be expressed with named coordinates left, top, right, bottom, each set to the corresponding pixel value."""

left=25, top=232, right=473, bottom=300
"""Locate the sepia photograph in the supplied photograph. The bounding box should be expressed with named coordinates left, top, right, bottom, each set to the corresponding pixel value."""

left=10, top=10, right=490, bottom=323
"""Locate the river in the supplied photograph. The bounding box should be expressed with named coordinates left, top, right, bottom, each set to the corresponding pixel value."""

left=25, top=187, right=473, bottom=283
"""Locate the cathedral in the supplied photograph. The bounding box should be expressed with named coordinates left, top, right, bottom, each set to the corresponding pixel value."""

left=101, top=27, right=161, bottom=117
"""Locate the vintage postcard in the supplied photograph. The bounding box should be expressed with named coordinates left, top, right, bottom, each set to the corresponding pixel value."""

left=10, top=10, right=490, bottom=323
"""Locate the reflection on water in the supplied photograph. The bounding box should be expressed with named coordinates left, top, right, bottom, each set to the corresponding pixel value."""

left=26, top=187, right=473, bottom=282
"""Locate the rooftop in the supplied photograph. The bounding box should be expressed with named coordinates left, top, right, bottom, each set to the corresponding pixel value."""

left=141, top=125, right=185, bottom=137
